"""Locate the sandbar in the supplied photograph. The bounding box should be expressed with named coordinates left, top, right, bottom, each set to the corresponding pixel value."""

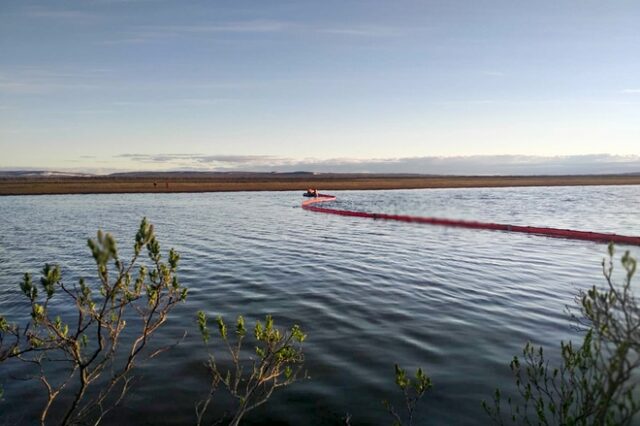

left=1, top=173, right=639, bottom=196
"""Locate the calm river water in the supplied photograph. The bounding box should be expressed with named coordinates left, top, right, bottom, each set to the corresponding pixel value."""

left=1, top=186, right=639, bottom=425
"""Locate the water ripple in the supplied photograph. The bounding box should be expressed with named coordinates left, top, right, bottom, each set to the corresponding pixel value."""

left=0, top=186, right=639, bottom=425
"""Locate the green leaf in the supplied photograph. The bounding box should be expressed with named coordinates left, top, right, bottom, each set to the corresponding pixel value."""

left=216, top=315, right=227, bottom=340
left=197, top=311, right=209, bottom=343
left=236, top=315, right=246, bottom=337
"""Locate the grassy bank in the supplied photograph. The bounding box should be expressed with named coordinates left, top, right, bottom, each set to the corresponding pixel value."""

left=1, top=174, right=640, bottom=196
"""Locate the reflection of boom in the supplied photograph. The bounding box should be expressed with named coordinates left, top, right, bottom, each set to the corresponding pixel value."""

left=302, top=193, right=640, bottom=246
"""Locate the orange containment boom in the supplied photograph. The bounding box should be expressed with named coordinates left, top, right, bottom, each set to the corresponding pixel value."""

left=301, top=194, right=640, bottom=246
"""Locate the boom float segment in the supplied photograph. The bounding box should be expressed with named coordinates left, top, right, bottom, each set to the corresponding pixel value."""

left=301, top=194, right=640, bottom=246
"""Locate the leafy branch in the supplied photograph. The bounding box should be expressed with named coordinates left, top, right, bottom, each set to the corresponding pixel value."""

left=0, top=218, right=188, bottom=425
left=196, top=312, right=307, bottom=426
left=484, top=245, right=640, bottom=426
left=383, top=364, right=432, bottom=426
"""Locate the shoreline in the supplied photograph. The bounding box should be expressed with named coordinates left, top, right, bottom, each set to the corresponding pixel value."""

left=1, top=174, right=640, bottom=196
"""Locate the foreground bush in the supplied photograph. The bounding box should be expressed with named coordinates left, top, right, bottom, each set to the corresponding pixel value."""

left=0, top=218, right=188, bottom=425
left=383, top=364, right=432, bottom=426
left=196, top=312, right=306, bottom=426
left=0, top=219, right=307, bottom=426
left=484, top=244, right=640, bottom=425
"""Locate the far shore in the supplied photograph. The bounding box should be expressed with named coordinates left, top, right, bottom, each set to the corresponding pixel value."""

left=1, top=173, right=640, bottom=196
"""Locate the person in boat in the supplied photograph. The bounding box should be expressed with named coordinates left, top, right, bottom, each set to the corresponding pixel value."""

left=305, top=188, right=319, bottom=197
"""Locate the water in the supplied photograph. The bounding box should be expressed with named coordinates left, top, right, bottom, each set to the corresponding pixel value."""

left=0, top=186, right=639, bottom=425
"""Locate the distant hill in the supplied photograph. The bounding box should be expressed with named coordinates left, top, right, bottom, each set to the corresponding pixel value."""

left=107, top=171, right=318, bottom=179
left=1, top=169, right=638, bottom=180
left=2, top=171, right=639, bottom=196
left=0, top=170, right=94, bottom=178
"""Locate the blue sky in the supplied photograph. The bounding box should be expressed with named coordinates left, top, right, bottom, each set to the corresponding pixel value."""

left=1, top=0, right=639, bottom=173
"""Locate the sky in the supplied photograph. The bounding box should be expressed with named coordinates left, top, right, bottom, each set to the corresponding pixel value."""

left=1, top=0, right=639, bottom=174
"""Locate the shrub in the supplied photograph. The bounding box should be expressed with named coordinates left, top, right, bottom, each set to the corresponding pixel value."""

left=0, top=218, right=187, bottom=425
left=383, top=364, right=432, bottom=426
left=195, top=312, right=307, bottom=426
left=483, top=245, right=640, bottom=425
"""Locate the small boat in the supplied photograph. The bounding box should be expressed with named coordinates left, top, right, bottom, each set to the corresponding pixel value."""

left=303, top=188, right=319, bottom=197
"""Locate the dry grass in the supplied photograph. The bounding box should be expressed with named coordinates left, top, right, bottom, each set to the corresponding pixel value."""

left=1, top=174, right=640, bottom=196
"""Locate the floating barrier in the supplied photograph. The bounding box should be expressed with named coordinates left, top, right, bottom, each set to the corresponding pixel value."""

left=301, top=193, right=640, bottom=246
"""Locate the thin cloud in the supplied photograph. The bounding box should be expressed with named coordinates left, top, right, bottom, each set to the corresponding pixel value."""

left=194, top=155, right=288, bottom=164
left=117, top=153, right=289, bottom=166
left=49, top=108, right=118, bottom=115
left=0, top=68, right=105, bottom=94
left=481, top=71, right=506, bottom=77
left=26, top=6, right=96, bottom=20
left=104, top=20, right=290, bottom=44
left=89, top=0, right=166, bottom=3
left=0, top=79, right=99, bottom=94
left=145, top=21, right=289, bottom=33
left=118, top=153, right=201, bottom=162
left=111, top=97, right=238, bottom=107
left=620, top=89, right=640, bottom=94
left=104, top=21, right=408, bottom=44
left=114, top=153, right=640, bottom=175
left=318, top=26, right=404, bottom=37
